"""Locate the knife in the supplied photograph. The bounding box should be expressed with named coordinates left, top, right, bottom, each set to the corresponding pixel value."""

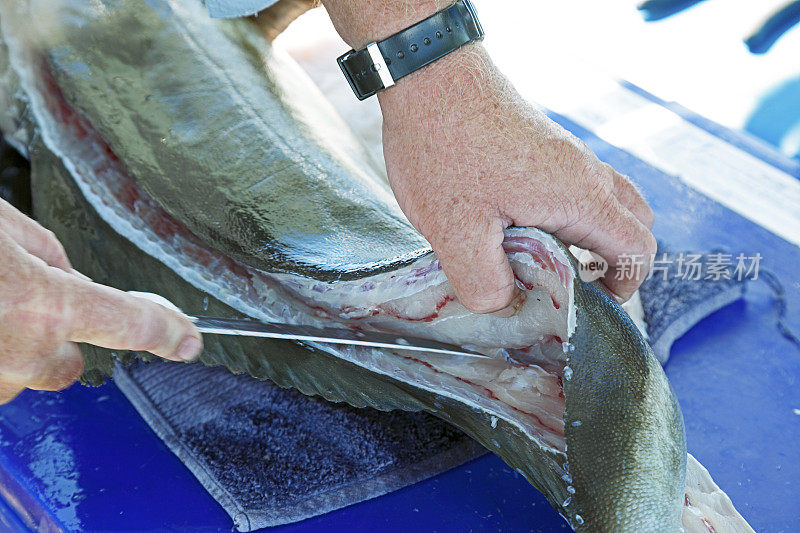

left=189, top=315, right=489, bottom=358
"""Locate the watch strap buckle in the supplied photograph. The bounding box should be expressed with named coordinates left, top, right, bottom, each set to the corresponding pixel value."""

left=337, top=45, right=390, bottom=101
left=366, top=42, right=395, bottom=91
left=337, top=0, right=484, bottom=101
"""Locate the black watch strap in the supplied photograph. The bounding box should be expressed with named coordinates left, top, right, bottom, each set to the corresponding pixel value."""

left=337, top=0, right=484, bottom=100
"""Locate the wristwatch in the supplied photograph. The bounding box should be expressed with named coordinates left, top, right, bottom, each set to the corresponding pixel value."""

left=337, top=0, right=484, bottom=100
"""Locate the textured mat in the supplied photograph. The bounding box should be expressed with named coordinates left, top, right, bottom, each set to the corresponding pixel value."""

left=114, top=360, right=486, bottom=531
left=114, top=248, right=745, bottom=531
left=640, top=245, right=748, bottom=364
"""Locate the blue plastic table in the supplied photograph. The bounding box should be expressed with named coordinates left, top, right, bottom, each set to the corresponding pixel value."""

left=0, top=84, right=798, bottom=532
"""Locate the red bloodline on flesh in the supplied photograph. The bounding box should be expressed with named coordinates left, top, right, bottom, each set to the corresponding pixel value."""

left=399, top=355, right=564, bottom=437
left=684, top=494, right=718, bottom=533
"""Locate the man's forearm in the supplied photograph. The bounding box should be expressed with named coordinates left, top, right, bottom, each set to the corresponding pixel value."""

left=320, top=0, right=451, bottom=49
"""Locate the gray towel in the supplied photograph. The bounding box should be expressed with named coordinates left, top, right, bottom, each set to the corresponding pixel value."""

left=114, top=248, right=745, bottom=531
left=114, top=360, right=486, bottom=531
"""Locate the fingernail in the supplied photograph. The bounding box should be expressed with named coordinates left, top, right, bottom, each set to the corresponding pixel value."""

left=490, top=290, right=526, bottom=318
left=70, top=269, right=92, bottom=282
left=175, top=336, right=202, bottom=361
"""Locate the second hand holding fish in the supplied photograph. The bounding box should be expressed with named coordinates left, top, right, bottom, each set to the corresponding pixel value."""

left=322, top=0, right=656, bottom=314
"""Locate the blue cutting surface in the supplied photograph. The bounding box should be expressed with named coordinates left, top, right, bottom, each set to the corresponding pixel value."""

left=0, top=87, right=798, bottom=532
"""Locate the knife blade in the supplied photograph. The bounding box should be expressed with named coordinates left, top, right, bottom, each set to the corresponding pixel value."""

left=189, top=316, right=489, bottom=358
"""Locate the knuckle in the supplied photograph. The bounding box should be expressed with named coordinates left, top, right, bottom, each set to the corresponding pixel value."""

left=641, top=203, right=655, bottom=228
left=43, top=228, right=63, bottom=252
left=128, top=307, right=171, bottom=353
left=1, top=282, right=70, bottom=351
left=585, top=191, right=617, bottom=229
left=566, top=146, right=605, bottom=183
left=579, top=173, right=613, bottom=210
left=617, top=225, right=639, bottom=250
left=566, top=152, right=594, bottom=182
left=642, top=231, right=657, bottom=257
left=548, top=130, right=590, bottom=158
left=41, top=227, right=57, bottom=246
left=41, top=229, right=68, bottom=264
left=51, top=355, right=84, bottom=391
left=608, top=165, right=630, bottom=190
left=623, top=227, right=656, bottom=258
left=37, top=280, right=71, bottom=334
left=129, top=321, right=162, bottom=353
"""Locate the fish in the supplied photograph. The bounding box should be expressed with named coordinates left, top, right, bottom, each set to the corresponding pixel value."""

left=0, top=0, right=753, bottom=530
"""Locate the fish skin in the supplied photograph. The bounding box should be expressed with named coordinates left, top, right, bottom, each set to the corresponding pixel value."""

left=41, top=0, right=430, bottom=282
left=1, top=0, right=686, bottom=529
left=566, top=278, right=686, bottom=530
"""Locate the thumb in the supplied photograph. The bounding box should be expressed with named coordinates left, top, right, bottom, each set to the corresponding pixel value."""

left=58, top=274, right=202, bottom=361
left=431, top=219, right=522, bottom=316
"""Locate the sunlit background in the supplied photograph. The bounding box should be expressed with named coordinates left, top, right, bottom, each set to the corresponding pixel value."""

left=278, top=0, right=800, bottom=160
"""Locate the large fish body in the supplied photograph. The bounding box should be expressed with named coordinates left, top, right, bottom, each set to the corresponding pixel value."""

left=0, top=0, right=751, bottom=530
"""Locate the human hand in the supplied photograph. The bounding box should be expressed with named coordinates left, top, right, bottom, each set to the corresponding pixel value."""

left=377, top=44, right=655, bottom=314
left=0, top=199, right=202, bottom=404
